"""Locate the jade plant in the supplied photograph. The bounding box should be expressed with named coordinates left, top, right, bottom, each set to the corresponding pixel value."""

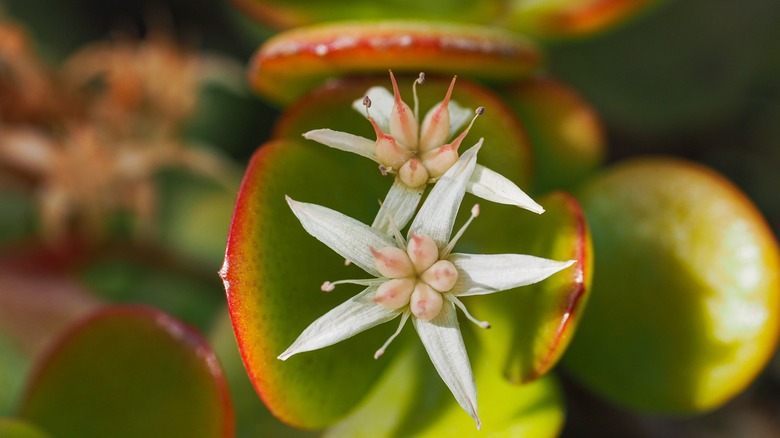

left=0, top=0, right=778, bottom=436
left=221, top=0, right=780, bottom=436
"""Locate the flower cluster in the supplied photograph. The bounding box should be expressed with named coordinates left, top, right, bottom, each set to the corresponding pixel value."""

left=281, top=72, right=574, bottom=428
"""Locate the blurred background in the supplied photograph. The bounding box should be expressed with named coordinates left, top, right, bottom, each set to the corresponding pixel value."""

left=1, top=0, right=779, bottom=436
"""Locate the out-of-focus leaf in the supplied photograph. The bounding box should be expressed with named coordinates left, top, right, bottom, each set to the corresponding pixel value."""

left=231, top=0, right=503, bottom=30
left=502, top=77, right=605, bottom=194
left=248, top=21, right=542, bottom=105
left=0, top=256, right=102, bottom=415
left=326, top=341, right=565, bottom=437
left=503, top=0, right=661, bottom=39
left=549, top=0, right=779, bottom=138
left=19, top=306, right=234, bottom=437
left=563, top=158, right=780, bottom=412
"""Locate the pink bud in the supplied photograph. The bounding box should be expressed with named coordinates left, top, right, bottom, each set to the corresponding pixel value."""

left=410, top=282, right=443, bottom=321
left=421, top=260, right=459, bottom=292
left=374, top=278, right=415, bottom=309
left=421, top=144, right=459, bottom=178
left=398, top=158, right=429, bottom=188
left=371, top=246, right=415, bottom=278
left=406, top=233, right=439, bottom=273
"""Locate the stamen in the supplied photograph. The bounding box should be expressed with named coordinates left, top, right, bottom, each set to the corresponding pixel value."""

left=377, top=199, right=406, bottom=249
left=413, top=72, right=425, bottom=121
left=447, top=295, right=491, bottom=329
left=445, top=106, right=484, bottom=151
left=320, top=278, right=380, bottom=292
left=441, top=203, right=480, bottom=257
left=378, top=164, right=389, bottom=176
left=374, top=312, right=410, bottom=359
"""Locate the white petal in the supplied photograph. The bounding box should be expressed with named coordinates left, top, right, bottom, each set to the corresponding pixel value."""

left=352, top=86, right=394, bottom=132
left=449, top=253, right=576, bottom=297
left=408, top=140, right=481, bottom=249
left=287, top=196, right=396, bottom=277
left=303, top=129, right=377, bottom=162
left=447, top=100, right=472, bottom=138
left=372, top=178, right=424, bottom=234
left=279, top=286, right=400, bottom=360
left=467, top=164, right=544, bottom=214
left=413, top=302, right=480, bottom=428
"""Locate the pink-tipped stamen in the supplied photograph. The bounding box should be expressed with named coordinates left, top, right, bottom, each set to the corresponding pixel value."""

left=447, top=295, right=491, bottom=329
left=320, top=278, right=379, bottom=292
left=413, top=72, right=425, bottom=121
left=446, top=106, right=484, bottom=151
left=374, top=311, right=410, bottom=359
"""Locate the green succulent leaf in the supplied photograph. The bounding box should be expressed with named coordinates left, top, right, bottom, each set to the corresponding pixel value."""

left=326, top=341, right=565, bottom=437
left=232, top=0, right=503, bottom=28
left=18, top=306, right=234, bottom=437
left=563, top=158, right=780, bottom=412
left=463, top=191, right=592, bottom=383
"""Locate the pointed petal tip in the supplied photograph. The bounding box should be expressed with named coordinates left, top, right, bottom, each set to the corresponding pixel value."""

left=278, top=350, right=293, bottom=361
left=475, top=416, right=482, bottom=430
left=526, top=202, right=545, bottom=214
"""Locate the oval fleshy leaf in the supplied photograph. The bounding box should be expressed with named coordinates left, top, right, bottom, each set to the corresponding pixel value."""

left=223, top=120, right=536, bottom=427
left=458, top=192, right=591, bottom=383
left=249, top=21, right=542, bottom=105
left=563, top=158, right=780, bottom=412
left=222, top=139, right=404, bottom=428
left=232, top=0, right=503, bottom=29
left=210, top=309, right=317, bottom=438
left=503, top=0, right=661, bottom=39
left=18, top=306, right=234, bottom=437
left=325, top=342, right=565, bottom=437
left=0, top=251, right=103, bottom=415
left=274, top=75, right=534, bottom=191
left=502, top=77, right=605, bottom=194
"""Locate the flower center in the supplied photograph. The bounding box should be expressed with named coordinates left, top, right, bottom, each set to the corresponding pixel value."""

left=371, top=233, right=458, bottom=321
left=363, top=71, right=484, bottom=188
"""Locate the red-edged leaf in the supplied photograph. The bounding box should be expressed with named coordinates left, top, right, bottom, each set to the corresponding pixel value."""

left=19, top=306, right=234, bottom=437
left=249, top=21, right=542, bottom=105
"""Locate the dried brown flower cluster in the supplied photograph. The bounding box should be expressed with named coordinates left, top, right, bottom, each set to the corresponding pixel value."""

left=0, top=18, right=236, bottom=242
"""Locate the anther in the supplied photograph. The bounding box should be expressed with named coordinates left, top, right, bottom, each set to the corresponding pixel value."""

left=320, top=278, right=379, bottom=292
left=374, top=312, right=410, bottom=359
left=447, top=295, right=491, bottom=329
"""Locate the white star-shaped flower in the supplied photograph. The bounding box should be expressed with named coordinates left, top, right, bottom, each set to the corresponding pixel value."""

left=303, top=71, right=543, bottom=235
left=279, top=144, right=574, bottom=429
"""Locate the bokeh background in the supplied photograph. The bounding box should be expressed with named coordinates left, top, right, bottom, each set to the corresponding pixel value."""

left=1, top=0, right=779, bottom=436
